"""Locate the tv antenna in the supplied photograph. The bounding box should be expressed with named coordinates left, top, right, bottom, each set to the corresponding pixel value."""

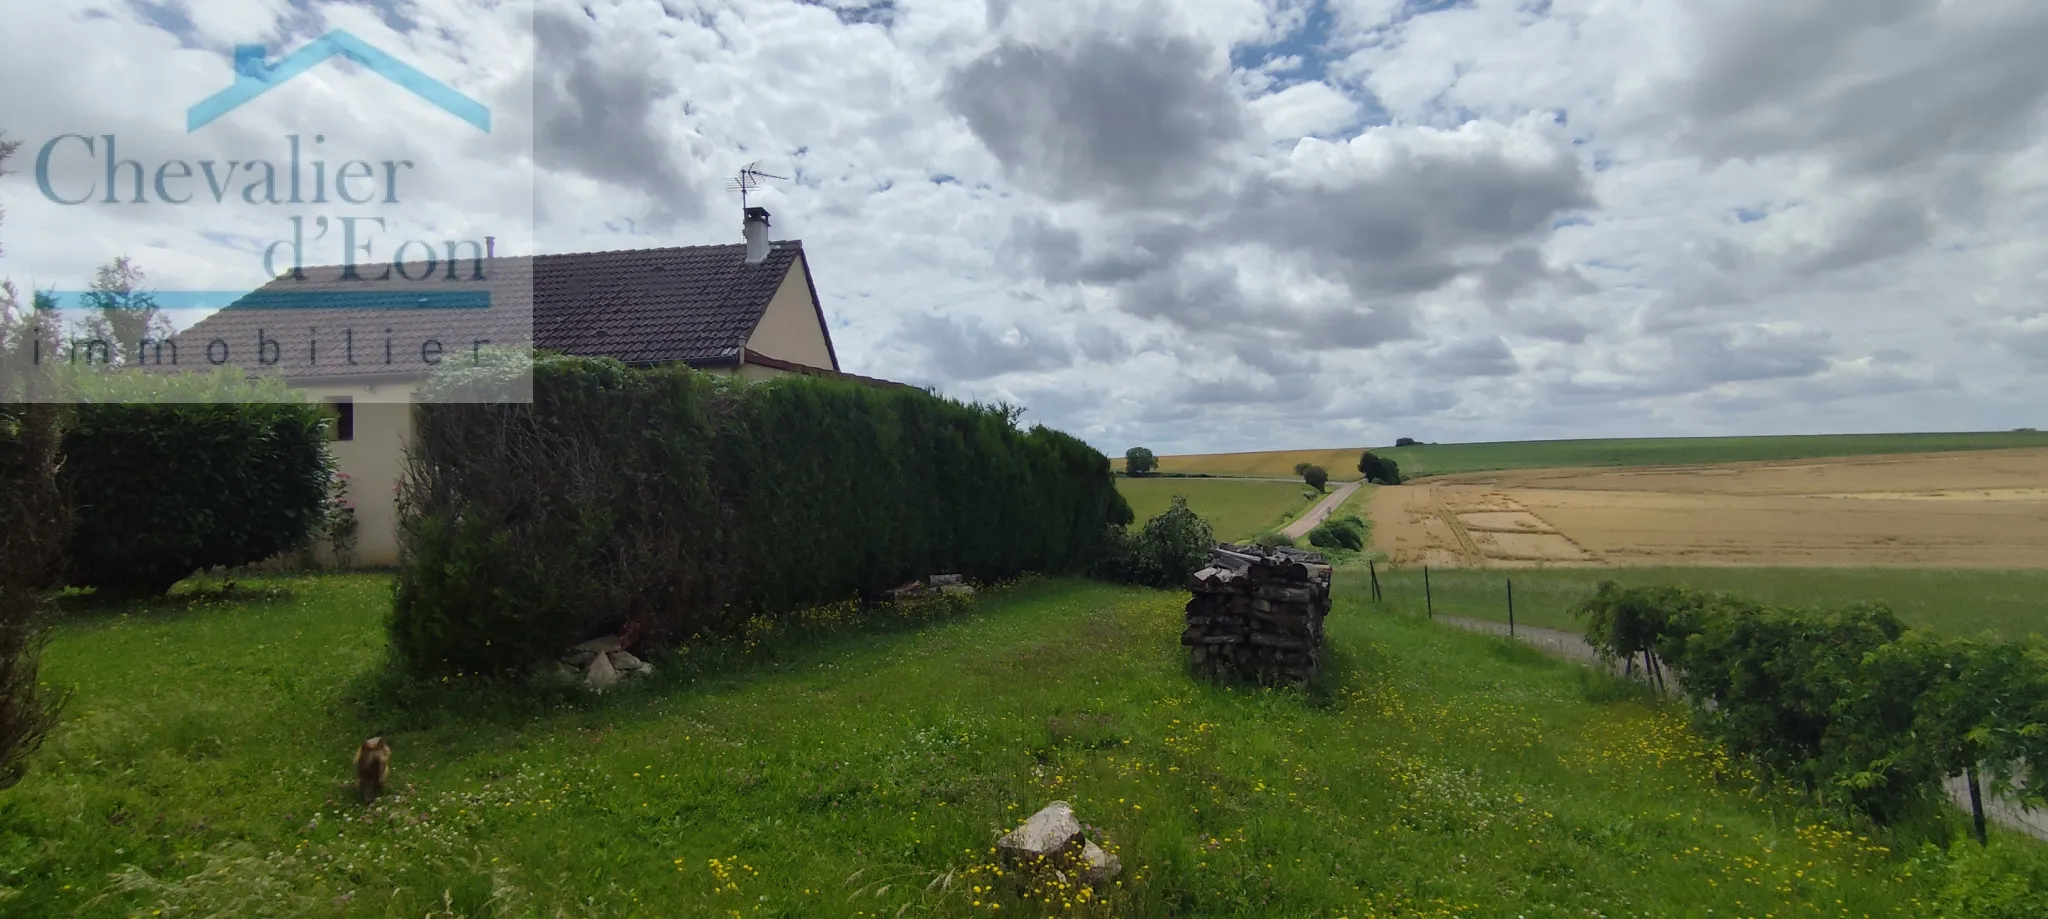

left=725, top=161, right=788, bottom=210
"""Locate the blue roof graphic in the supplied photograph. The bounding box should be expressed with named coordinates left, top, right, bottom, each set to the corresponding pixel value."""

left=188, top=30, right=490, bottom=133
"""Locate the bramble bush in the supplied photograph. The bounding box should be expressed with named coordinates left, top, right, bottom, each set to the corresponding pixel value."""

left=393, top=355, right=1132, bottom=676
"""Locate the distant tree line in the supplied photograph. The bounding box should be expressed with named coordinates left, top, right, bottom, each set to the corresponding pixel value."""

left=1358, top=451, right=1403, bottom=485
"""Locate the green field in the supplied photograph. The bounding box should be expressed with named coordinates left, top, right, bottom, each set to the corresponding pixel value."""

left=1117, top=448, right=1369, bottom=481
left=1120, top=430, right=2048, bottom=481
left=1379, top=431, right=2048, bottom=479
left=1116, top=477, right=1313, bottom=540
left=1344, top=565, right=2048, bottom=639
left=7, top=573, right=2034, bottom=917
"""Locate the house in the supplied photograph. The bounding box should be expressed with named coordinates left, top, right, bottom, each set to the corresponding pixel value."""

left=177, top=212, right=894, bottom=567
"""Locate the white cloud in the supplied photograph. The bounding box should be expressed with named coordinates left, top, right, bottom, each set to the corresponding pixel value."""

left=2, top=0, right=2043, bottom=453
left=1249, top=81, right=1360, bottom=141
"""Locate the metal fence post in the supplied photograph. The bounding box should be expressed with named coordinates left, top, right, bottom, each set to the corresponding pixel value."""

left=1424, top=565, right=1433, bottom=619
left=1507, top=577, right=1515, bottom=638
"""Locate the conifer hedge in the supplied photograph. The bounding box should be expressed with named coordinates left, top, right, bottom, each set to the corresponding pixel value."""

left=391, top=355, right=1131, bottom=676
left=59, top=372, right=333, bottom=596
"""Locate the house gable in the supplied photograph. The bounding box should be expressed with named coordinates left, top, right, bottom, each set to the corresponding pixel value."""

left=742, top=253, right=838, bottom=372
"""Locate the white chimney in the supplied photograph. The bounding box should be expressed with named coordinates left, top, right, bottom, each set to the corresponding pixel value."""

left=743, top=207, right=772, bottom=265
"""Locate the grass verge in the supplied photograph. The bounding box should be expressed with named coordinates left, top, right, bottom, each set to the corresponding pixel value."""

left=1346, top=565, right=2048, bottom=639
left=6, top=572, right=2040, bottom=915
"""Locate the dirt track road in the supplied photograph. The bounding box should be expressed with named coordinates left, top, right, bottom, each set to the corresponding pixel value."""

left=1282, top=481, right=1361, bottom=540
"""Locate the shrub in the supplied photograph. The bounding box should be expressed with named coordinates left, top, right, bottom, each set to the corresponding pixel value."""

left=58, top=371, right=333, bottom=596
left=1394, top=437, right=1418, bottom=447
left=1570, top=581, right=1721, bottom=688
left=1124, top=446, right=1157, bottom=476
left=1250, top=531, right=1295, bottom=549
left=1358, top=451, right=1403, bottom=485
left=393, top=357, right=1132, bottom=676
left=0, top=391, right=66, bottom=790
left=1306, top=514, right=1366, bottom=551
left=1300, top=464, right=1328, bottom=492
left=1104, top=496, right=1214, bottom=588
left=1585, top=581, right=2048, bottom=826
left=321, top=472, right=360, bottom=569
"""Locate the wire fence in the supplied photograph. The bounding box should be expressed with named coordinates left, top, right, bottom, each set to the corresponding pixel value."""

left=1337, top=563, right=1611, bottom=634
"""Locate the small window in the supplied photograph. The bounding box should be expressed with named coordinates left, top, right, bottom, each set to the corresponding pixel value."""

left=324, top=396, right=355, bottom=442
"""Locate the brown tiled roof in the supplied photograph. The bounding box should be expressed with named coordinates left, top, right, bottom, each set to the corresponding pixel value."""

left=173, top=242, right=813, bottom=381
left=742, top=349, right=911, bottom=390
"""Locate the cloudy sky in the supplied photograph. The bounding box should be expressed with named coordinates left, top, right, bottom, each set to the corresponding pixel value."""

left=2, top=0, right=2046, bottom=454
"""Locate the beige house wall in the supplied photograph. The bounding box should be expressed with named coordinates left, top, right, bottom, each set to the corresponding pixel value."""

left=743, top=259, right=836, bottom=370
left=296, top=379, right=420, bottom=568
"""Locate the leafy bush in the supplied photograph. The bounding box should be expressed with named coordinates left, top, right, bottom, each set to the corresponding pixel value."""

left=1570, top=581, right=1733, bottom=689
left=393, top=357, right=1132, bottom=676
left=1249, top=531, right=1296, bottom=549
left=1358, top=451, right=1403, bottom=485
left=1306, top=514, right=1366, bottom=551
left=1102, top=496, right=1215, bottom=589
left=1124, top=446, right=1157, bottom=476
left=1575, top=580, right=2048, bottom=827
left=1930, top=840, right=2048, bottom=919
left=1300, top=463, right=1328, bottom=492
left=58, top=371, right=333, bottom=595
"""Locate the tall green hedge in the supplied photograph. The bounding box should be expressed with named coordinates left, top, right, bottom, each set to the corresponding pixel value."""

left=392, top=355, right=1131, bottom=676
left=58, top=372, right=332, bottom=596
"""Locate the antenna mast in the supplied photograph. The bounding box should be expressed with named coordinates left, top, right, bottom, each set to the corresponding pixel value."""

left=725, top=161, right=788, bottom=210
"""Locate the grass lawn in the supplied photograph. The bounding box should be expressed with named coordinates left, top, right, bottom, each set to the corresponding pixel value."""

left=1348, top=565, right=2048, bottom=639
left=4, top=572, right=2028, bottom=917
left=1117, top=477, right=1313, bottom=540
left=1118, top=431, right=2048, bottom=481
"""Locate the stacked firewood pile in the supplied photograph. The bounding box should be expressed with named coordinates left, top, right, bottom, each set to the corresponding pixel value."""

left=1182, top=544, right=1334, bottom=685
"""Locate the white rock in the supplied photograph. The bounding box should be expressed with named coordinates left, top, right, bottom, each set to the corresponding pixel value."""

left=572, top=635, right=623, bottom=654
left=997, top=801, right=1082, bottom=862
left=585, top=650, right=620, bottom=690
left=608, top=649, right=645, bottom=672
left=928, top=574, right=964, bottom=586
left=563, top=650, right=597, bottom=668
left=1081, top=840, right=1121, bottom=882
